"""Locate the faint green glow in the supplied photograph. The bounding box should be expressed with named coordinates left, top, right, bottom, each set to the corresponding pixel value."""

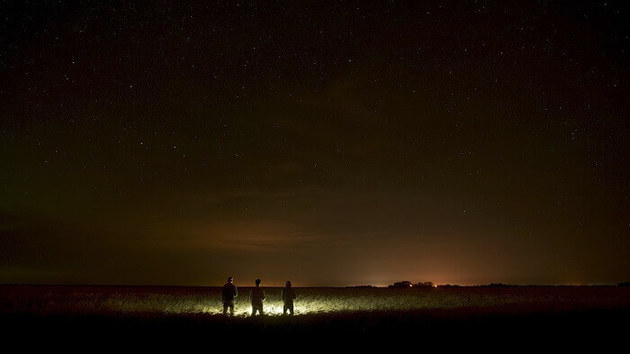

left=61, top=288, right=472, bottom=316
left=7, top=286, right=625, bottom=318
left=194, top=288, right=445, bottom=316
left=198, top=299, right=327, bottom=316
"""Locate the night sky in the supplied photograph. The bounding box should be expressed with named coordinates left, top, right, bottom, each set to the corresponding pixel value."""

left=2, top=1, right=630, bottom=287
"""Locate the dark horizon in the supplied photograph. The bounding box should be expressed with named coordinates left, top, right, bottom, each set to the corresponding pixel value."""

left=2, top=1, right=630, bottom=288
left=2, top=280, right=629, bottom=288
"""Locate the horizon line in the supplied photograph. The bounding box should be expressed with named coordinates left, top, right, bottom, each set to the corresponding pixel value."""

left=2, top=281, right=628, bottom=288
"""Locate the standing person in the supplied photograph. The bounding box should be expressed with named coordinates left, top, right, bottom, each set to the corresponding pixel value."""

left=281, top=280, right=296, bottom=315
left=222, top=276, right=238, bottom=316
left=250, top=278, right=266, bottom=316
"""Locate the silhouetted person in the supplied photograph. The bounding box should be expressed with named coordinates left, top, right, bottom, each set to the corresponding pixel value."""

left=250, top=278, right=266, bottom=315
left=281, top=280, right=296, bottom=315
left=222, top=276, right=238, bottom=316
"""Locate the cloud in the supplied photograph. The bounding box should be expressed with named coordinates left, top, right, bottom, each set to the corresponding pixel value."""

left=154, top=218, right=321, bottom=253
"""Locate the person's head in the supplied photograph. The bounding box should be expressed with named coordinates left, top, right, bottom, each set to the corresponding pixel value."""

left=255, top=278, right=261, bottom=286
left=227, top=276, right=233, bottom=283
left=285, top=281, right=292, bottom=288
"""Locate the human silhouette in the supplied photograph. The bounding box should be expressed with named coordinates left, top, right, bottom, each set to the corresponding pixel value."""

left=281, top=280, right=296, bottom=315
left=249, top=278, right=266, bottom=316
left=222, top=276, right=238, bottom=316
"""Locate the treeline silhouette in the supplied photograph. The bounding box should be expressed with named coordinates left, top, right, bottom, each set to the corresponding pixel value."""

left=371, top=281, right=630, bottom=288
left=388, top=281, right=435, bottom=288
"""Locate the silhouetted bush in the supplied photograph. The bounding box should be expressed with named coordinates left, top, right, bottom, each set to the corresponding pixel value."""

left=346, top=285, right=376, bottom=288
left=480, top=283, right=516, bottom=288
left=413, top=282, right=434, bottom=288
left=388, top=281, right=413, bottom=288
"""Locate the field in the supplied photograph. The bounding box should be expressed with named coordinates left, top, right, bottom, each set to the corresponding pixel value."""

left=2, top=284, right=629, bottom=352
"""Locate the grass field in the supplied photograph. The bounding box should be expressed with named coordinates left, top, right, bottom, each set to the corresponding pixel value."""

left=2, top=285, right=629, bottom=352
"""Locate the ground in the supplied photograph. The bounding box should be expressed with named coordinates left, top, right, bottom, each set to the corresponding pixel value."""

left=3, top=306, right=628, bottom=353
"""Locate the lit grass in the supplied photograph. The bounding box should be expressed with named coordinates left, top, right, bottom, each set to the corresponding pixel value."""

left=3, top=285, right=629, bottom=318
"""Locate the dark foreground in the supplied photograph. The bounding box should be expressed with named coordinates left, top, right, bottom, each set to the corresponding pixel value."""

left=3, top=306, right=629, bottom=353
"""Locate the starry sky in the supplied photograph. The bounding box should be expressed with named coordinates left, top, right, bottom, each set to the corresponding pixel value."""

left=2, top=1, right=630, bottom=287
